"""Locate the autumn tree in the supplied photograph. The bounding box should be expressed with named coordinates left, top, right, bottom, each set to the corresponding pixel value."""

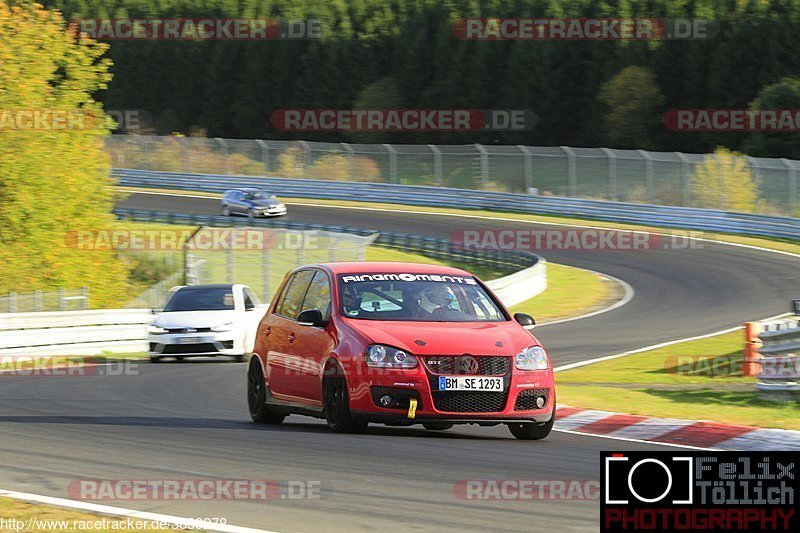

left=0, top=0, right=129, bottom=307
left=690, top=148, right=758, bottom=213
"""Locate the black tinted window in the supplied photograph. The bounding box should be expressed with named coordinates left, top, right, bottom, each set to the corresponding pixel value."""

left=275, top=270, right=314, bottom=319
left=164, top=288, right=234, bottom=312
left=301, top=271, right=332, bottom=320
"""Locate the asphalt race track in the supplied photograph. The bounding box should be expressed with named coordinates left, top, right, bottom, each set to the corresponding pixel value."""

left=0, top=191, right=797, bottom=532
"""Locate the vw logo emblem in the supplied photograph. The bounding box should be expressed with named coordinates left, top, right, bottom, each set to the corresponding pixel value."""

left=457, top=356, right=479, bottom=374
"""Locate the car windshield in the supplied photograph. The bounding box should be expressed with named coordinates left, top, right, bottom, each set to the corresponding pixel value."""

left=163, top=288, right=235, bottom=312
left=245, top=191, right=272, bottom=200
left=338, top=274, right=506, bottom=322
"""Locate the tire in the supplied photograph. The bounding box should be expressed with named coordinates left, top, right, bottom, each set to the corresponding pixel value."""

left=222, top=206, right=231, bottom=216
left=423, top=423, right=453, bottom=431
left=149, top=356, right=161, bottom=364
left=233, top=354, right=246, bottom=363
left=248, top=358, right=285, bottom=424
left=322, top=362, right=366, bottom=434
left=507, top=416, right=554, bottom=440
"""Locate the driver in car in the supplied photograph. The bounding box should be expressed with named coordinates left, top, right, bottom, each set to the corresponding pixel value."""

left=419, top=285, right=467, bottom=319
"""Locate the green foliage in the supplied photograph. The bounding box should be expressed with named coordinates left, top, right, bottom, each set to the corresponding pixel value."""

left=0, top=0, right=129, bottom=308
left=743, top=78, right=800, bottom=159
left=598, top=66, right=664, bottom=149
left=35, top=0, right=800, bottom=156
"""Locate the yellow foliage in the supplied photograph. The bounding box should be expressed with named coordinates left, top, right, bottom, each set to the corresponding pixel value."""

left=690, top=148, right=758, bottom=213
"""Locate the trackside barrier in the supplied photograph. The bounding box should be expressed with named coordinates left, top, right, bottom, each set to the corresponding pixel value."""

left=0, top=309, right=152, bottom=356
left=756, top=317, right=800, bottom=401
left=114, top=169, right=800, bottom=240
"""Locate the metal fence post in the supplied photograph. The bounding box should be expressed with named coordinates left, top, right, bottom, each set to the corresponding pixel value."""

left=518, top=145, right=533, bottom=191
left=474, top=143, right=489, bottom=189
left=341, top=142, right=355, bottom=181
left=58, top=287, right=65, bottom=311
left=638, top=150, right=655, bottom=203
left=34, top=290, right=41, bottom=312
left=601, top=147, right=617, bottom=200
left=215, top=138, right=229, bottom=174
left=429, top=144, right=442, bottom=186
left=781, top=158, right=797, bottom=215
left=297, top=140, right=312, bottom=171
left=675, top=152, right=692, bottom=207
left=8, top=291, right=15, bottom=313
left=383, top=144, right=398, bottom=183
left=255, top=139, right=270, bottom=174
left=226, top=247, right=234, bottom=283
left=81, top=286, right=89, bottom=310
left=560, top=146, right=577, bottom=197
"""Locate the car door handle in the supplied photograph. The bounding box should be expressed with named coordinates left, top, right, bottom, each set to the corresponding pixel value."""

left=287, top=332, right=296, bottom=343
left=263, top=327, right=271, bottom=337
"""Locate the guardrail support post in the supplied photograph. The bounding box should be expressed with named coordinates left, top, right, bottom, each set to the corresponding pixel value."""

left=601, top=148, right=617, bottom=200
left=743, top=322, right=763, bottom=377
left=383, top=144, right=398, bottom=184
left=518, top=145, right=533, bottom=192
left=34, top=290, right=41, bottom=312
left=341, top=142, right=355, bottom=181
left=81, top=286, right=89, bottom=310
left=429, top=144, right=442, bottom=186
left=7, top=291, right=15, bottom=313
left=255, top=140, right=270, bottom=174
left=638, top=150, right=655, bottom=203
left=560, top=146, right=577, bottom=197
left=58, top=287, right=65, bottom=311
left=781, top=158, right=797, bottom=215
left=475, top=143, right=489, bottom=189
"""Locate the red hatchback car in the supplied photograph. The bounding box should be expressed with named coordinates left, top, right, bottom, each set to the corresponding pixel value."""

left=247, top=262, right=555, bottom=439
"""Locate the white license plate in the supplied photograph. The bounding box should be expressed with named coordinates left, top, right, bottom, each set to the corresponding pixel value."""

left=177, top=336, right=204, bottom=344
left=438, top=376, right=503, bottom=391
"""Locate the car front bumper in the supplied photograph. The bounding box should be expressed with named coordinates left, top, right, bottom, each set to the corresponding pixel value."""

left=148, top=331, right=242, bottom=357
left=345, top=360, right=555, bottom=425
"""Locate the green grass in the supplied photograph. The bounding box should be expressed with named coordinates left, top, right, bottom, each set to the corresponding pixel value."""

left=557, top=330, right=800, bottom=430
left=510, top=263, right=616, bottom=322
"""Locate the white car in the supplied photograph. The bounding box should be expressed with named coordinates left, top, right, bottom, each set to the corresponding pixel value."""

left=148, top=284, right=266, bottom=363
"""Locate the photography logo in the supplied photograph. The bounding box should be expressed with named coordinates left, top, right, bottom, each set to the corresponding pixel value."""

left=601, top=451, right=798, bottom=532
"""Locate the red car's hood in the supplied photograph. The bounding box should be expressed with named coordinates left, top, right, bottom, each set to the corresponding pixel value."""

left=343, top=319, right=539, bottom=356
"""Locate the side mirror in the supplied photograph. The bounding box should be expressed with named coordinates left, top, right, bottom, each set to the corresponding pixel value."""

left=296, top=309, right=327, bottom=328
left=514, top=312, right=536, bottom=329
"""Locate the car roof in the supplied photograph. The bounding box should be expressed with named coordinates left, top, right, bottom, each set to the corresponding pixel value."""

left=178, top=284, right=235, bottom=291
left=309, top=262, right=473, bottom=277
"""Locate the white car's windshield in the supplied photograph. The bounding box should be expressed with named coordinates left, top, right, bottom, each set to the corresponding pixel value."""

left=163, top=288, right=235, bottom=312
left=338, top=274, right=505, bottom=322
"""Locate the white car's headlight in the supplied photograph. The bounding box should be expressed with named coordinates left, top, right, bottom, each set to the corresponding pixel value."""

left=211, top=322, right=234, bottom=332
left=515, top=346, right=549, bottom=371
left=365, top=344, right=417, bottom=369
left=148, top=325, right=167, bottom=334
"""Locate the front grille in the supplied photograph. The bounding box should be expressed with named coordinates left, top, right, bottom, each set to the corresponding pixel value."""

left=514, top=389, right=550, bottom=411
left=431, top=391, right=508, bottom=413
left=423, top=356, right=509, bottom=376
left=161, top=343, right=219, bottom=354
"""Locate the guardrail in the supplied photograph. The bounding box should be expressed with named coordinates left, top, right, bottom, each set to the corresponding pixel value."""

left=756, top=317, right=800, bottom=401
left=115, top=169, right=800, bottom=240
left=0, top=309, right=152, bottom=355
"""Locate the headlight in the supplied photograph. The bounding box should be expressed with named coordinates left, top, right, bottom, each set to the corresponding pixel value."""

left=211, top=322, right=234, bottom=332
left=515, top=346, right=549, bottom=371
left=365, top=344, right=417, bottom=369
left=147, top=325, right=167, bottom=334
